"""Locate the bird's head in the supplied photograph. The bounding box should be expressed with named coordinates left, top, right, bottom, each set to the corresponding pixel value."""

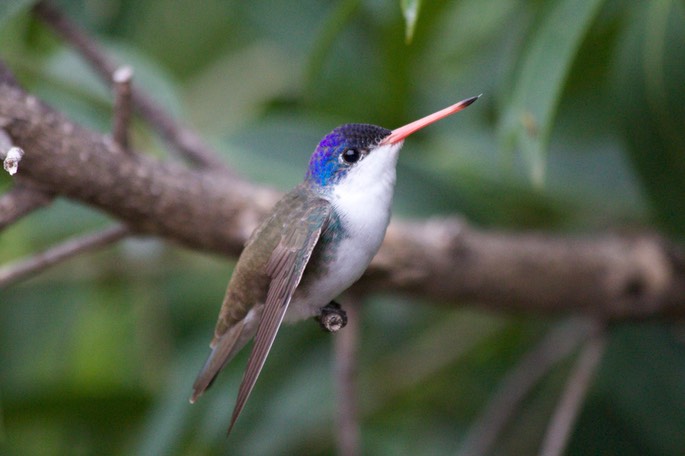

left=305, top=123, right=393, bottom=190
left=305, top=95, right=480, bottom=191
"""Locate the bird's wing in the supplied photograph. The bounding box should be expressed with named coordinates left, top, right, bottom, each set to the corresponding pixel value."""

left=227, top=199, right=332, bottom=434
left=190, top=317, right=253, bottom=404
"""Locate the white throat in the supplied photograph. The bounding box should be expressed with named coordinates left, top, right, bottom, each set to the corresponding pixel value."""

left=330, top=141, right=402, bottom=246
left=285, top=142, right=402, bottom=322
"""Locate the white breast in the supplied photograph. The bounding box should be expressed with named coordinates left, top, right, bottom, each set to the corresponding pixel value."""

left=285, top=142, right=402, bottom=321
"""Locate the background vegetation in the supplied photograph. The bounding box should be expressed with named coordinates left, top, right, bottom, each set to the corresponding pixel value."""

left=1, top=0, right=684, bottom=454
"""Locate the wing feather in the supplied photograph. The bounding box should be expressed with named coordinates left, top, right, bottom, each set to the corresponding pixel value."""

left=190, top=319, right=247, bottom=403
left=226, top=200, right=331, bottom=434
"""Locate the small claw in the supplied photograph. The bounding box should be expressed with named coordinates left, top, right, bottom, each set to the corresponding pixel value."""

left=315, top=301, right=348, bottom=333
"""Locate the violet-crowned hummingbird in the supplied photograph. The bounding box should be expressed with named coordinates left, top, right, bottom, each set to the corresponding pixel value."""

left=190, top=95, right=479, bottom=434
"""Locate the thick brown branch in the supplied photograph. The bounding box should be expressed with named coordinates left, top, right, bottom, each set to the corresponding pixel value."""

left=0, top=83, right=276, bottom=256
left=362, top=221, right=685, bottom=318
left=1, top=82, right=684, bottom=319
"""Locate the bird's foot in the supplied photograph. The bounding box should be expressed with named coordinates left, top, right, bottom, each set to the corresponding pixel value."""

left=316, top=301, right=347, bottom=333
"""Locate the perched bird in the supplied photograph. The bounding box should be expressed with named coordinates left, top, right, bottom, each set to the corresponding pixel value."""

left=190, top=95, right=479, bottom=434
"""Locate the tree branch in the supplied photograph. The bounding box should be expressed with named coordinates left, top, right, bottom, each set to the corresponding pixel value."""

left=0, top=224, right=130, bottom=288
left=362, top=221, right=685, bottom=318
left=33, top=0, right=230, bottom=172
left=457, top=319, right=594, bottom=456
left=0, top=82, right=275, bottom=256
left=334, top=298, right=361, bottom=456
left=1, top=127, right=24, bottom=176
left=538, top=326, right=607, bottom=456
left=111, top=66, right=134, bottom=153
left=1, top=77, right=684, bottom=319
left=0, top=184, right=53, bottom=229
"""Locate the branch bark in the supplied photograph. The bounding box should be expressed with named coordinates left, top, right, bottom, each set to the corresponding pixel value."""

left=363, top=221, right=685, bottom=318
left=1, top=80, right=685, bottom=319
left=0, top=83, right=275, bottom=256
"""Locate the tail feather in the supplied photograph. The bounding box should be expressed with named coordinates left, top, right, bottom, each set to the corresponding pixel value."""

left=190, top=320, right=248, bottom=403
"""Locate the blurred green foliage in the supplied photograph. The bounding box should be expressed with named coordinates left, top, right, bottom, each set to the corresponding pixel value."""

left=1, top=0, right=684, bottom=455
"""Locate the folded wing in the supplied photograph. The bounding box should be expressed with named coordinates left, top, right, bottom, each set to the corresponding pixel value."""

left=227, top=199, right=331, bottom=434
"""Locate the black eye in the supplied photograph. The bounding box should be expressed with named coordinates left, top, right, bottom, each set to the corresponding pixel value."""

left=341, top=148, right=362, bottom=164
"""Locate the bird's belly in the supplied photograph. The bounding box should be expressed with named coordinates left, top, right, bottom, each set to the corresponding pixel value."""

left=284, top=233, right=383, bottom=322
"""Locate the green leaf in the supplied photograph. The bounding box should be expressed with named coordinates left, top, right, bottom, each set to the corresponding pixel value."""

left=401, top=0, right=421, bottom=44
left=498, top=0, right=605, bottom=186
left=613, top=0, right=685, bottom=233
left=0, top=0, right=35, bottom=31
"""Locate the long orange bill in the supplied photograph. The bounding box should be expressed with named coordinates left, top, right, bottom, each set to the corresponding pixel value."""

left=379, top=94, right=481, bottom=145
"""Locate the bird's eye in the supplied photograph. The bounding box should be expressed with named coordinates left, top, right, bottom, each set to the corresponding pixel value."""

left=341, top=148, right=362, bottom=164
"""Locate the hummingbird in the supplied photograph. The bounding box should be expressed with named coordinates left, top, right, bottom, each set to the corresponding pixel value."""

left=190, top=95, right=479, bottom=434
